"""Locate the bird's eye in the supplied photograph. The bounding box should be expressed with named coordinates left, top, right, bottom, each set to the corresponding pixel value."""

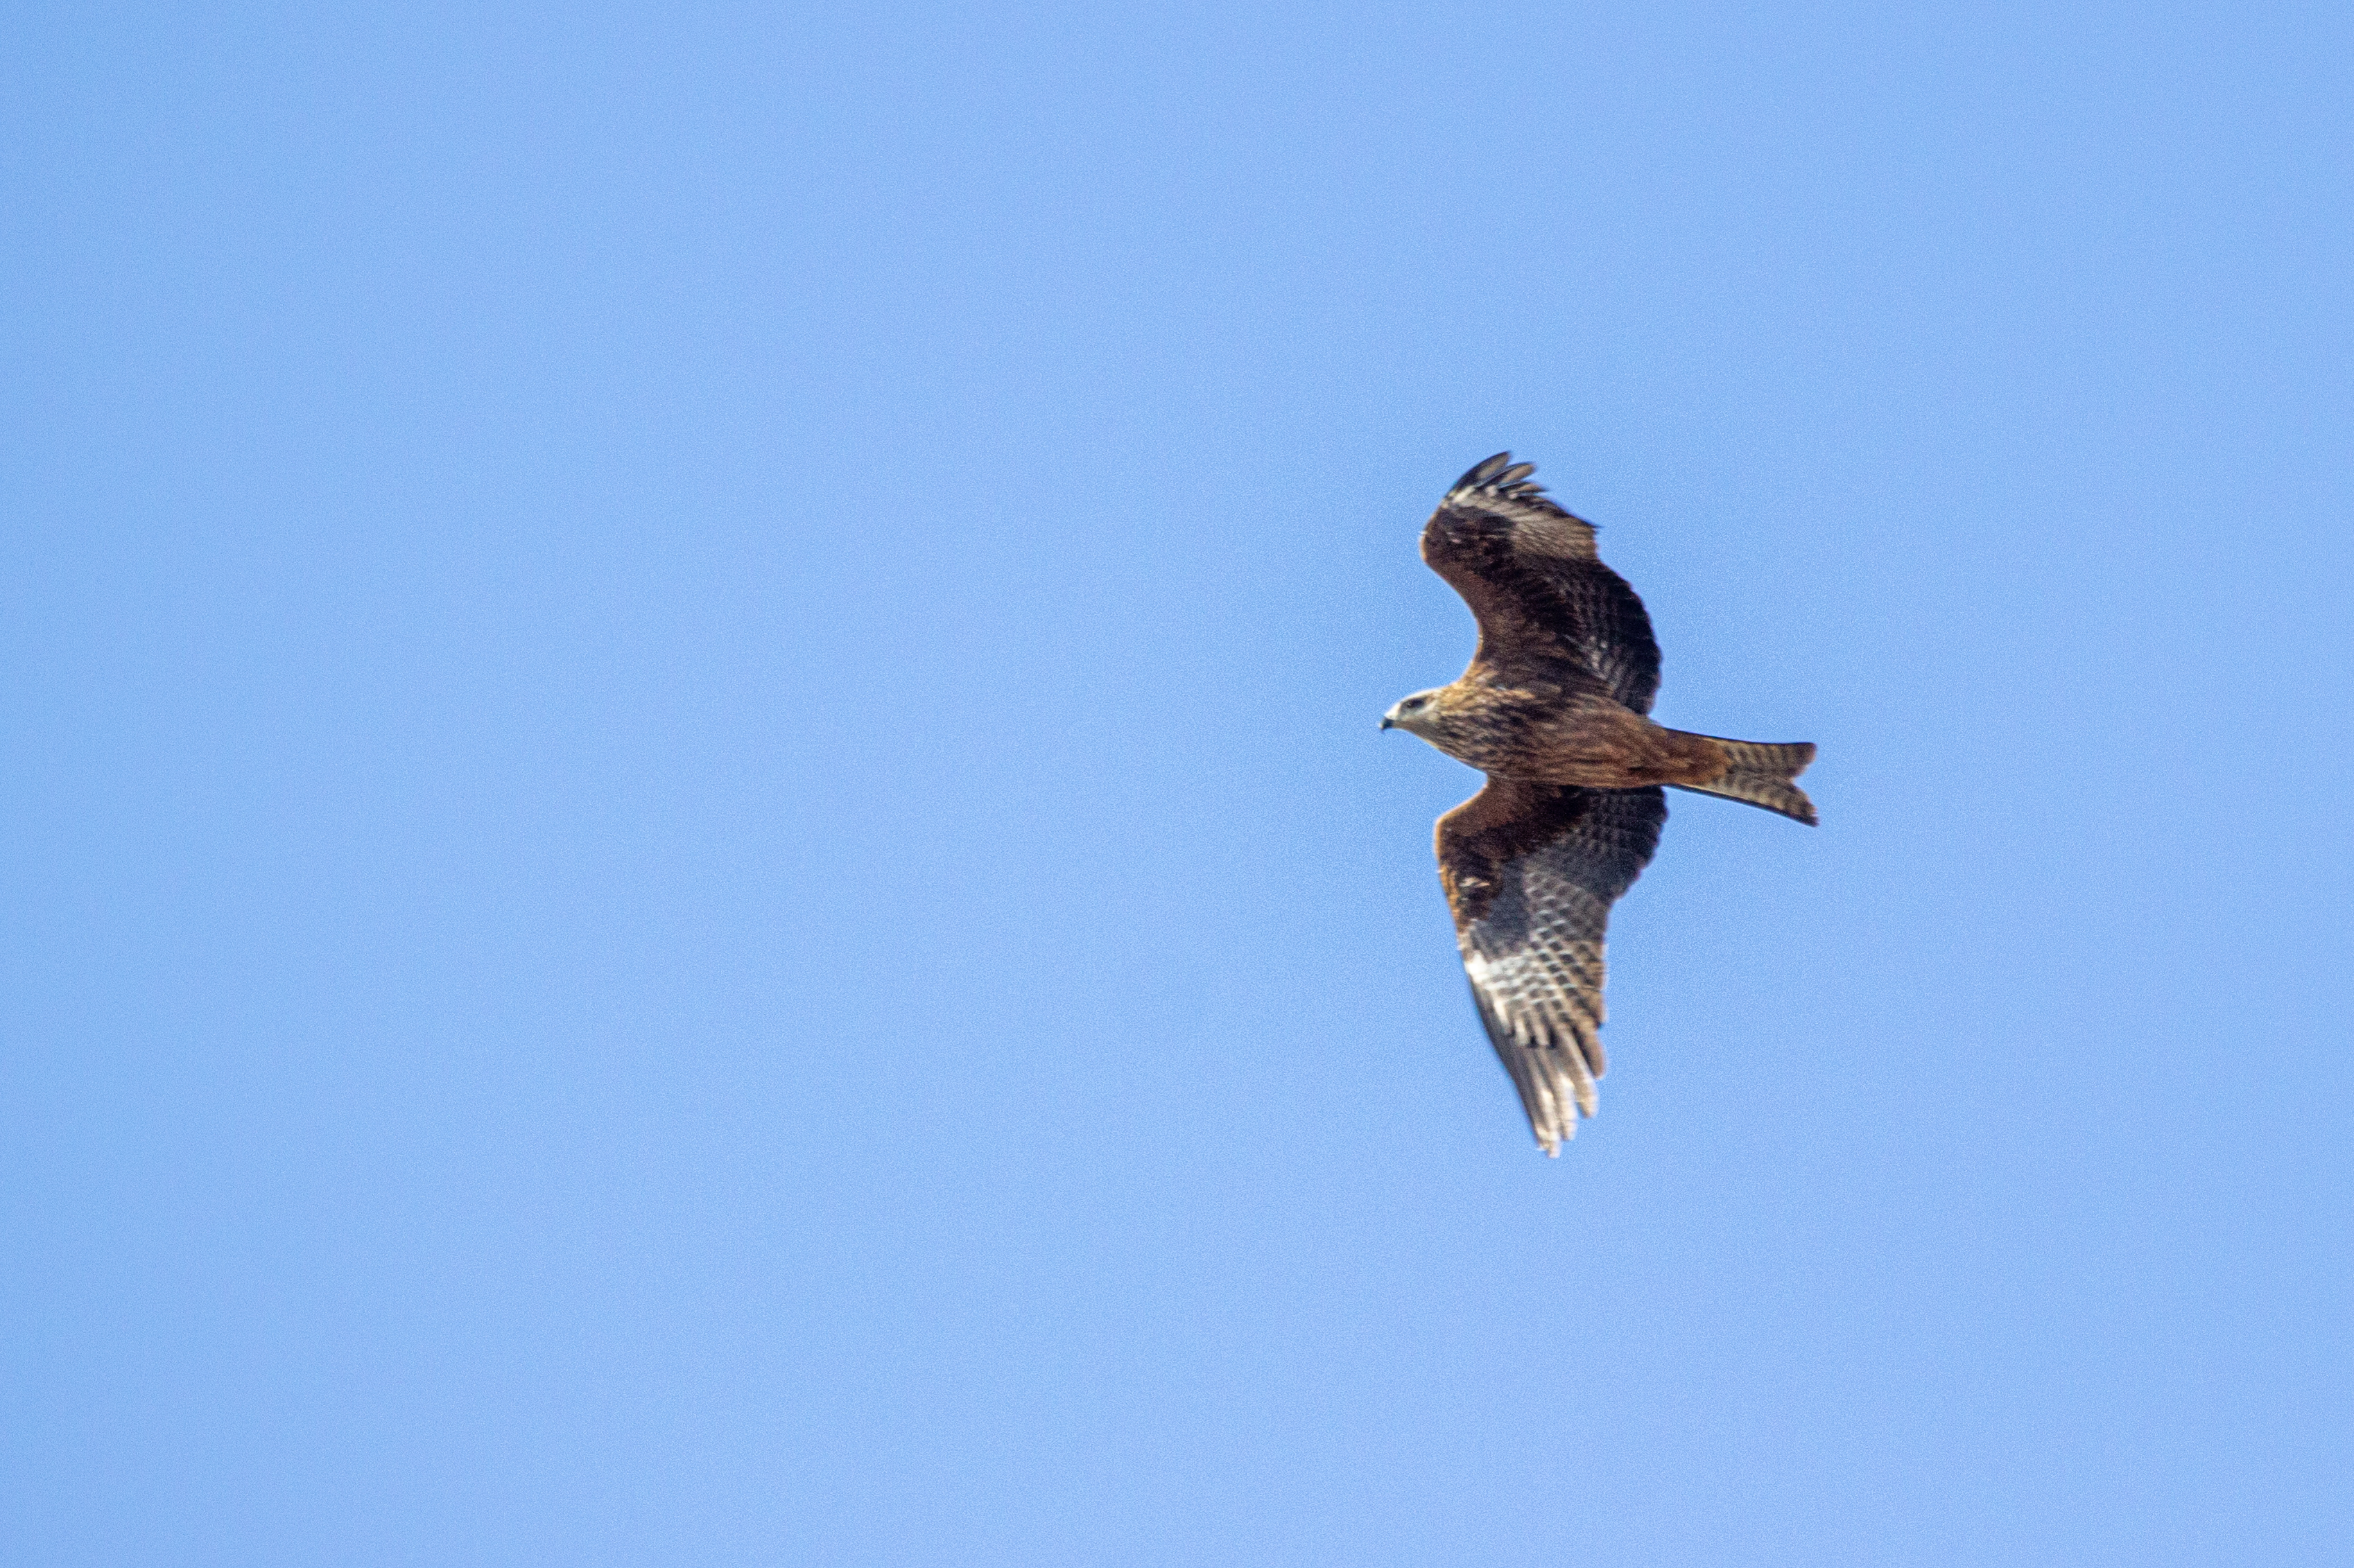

left=1408, top=697, right=1427, bottom=709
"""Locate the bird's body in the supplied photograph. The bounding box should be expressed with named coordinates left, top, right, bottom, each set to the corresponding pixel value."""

left=1385, top=454, right=1817, bottom=1154
left=1396, top=676, right=1723, bottom=787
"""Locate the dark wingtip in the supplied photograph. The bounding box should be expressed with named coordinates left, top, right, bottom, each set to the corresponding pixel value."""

left=1451, top=452, right=1513, bottom=493
left=1446, top=452, right=1548, bottom=501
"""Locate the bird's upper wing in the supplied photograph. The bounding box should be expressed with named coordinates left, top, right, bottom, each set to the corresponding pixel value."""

left=1419, top=453, right=1662, bottom=713
left=1437, top=778, right=1667, bottom=1153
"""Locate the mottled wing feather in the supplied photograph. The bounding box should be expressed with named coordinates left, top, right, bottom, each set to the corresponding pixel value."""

left=1420, top=452, right=1663, bottom=713
left=1437, top=779, right=1667, bottom=1153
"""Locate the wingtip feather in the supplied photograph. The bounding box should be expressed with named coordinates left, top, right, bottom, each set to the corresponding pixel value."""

left=1451, top=452, right=1514, bottom=494
left=1446, top=451, right=1552, bottom=504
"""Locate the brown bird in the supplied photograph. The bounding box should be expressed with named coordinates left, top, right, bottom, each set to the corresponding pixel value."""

left=1383, top=453, right=1817, bottom=1154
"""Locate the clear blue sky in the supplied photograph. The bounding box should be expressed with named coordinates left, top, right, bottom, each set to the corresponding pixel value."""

left=8, top=3, right=2351, bottom=1563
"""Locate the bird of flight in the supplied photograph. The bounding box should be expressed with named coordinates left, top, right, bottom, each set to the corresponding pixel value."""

left=1383, top=454, right=1817, bottom=1154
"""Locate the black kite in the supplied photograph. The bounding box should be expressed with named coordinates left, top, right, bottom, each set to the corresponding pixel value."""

left=1383, top=454, right=1817, bottom=1153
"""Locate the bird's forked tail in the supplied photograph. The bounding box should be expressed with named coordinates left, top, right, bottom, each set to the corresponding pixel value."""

left=1672, top=736, right=1819, bottom=825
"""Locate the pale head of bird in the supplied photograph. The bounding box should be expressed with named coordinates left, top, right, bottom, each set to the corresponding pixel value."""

left=1381, top=687, right=1451, bottom=740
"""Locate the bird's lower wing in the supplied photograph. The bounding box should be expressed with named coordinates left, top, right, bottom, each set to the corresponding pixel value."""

left=1437, top=781, right=1667, bottom=1153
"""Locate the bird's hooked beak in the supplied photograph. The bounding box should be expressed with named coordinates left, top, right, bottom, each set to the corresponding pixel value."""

left=1379, top=715, right=1395, bottom=731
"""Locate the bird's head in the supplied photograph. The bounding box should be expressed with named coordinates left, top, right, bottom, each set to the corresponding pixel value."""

left=1381, top=688, right=1448, bottom=738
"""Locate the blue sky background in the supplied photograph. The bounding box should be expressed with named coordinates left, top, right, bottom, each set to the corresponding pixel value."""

left=8, top=3, right=2351, bottom=1563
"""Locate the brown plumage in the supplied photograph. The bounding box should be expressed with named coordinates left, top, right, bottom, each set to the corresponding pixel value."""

left=1383, top=453, right=1817, bottom=1154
